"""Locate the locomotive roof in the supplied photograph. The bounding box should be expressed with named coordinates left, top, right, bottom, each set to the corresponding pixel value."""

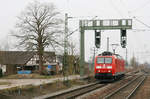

left=98, top=51, right=123, bottom=59
left=98, top=51, right=114, bottom=56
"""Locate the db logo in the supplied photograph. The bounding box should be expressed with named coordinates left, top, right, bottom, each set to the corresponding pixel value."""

left=103, top=64, right=105, bottom=68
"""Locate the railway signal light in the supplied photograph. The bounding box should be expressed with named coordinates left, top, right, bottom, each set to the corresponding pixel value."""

left=120, top=29, right=127, bottom=48
left=121, top=29, right=126, bottom=37
left=95, top=30, right=101, bottom=48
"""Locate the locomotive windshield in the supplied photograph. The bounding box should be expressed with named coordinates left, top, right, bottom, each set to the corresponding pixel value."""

left=97, top=57, right=104, bottom=64
left=105, top=58, right=112, bottom=64
left=97, top=57, right=112, bottom=64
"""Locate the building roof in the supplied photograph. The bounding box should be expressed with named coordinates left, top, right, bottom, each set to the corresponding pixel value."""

left=43, top=52, right=56, bottom=63
left=0, top=51, right=55, bottom=65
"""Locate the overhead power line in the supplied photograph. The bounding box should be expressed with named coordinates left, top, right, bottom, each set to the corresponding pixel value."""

left=132, top=29, right=150, bottom=32
left=67, top=16, right=98, bottom=37
left=133, top=17, right=150, bottom=29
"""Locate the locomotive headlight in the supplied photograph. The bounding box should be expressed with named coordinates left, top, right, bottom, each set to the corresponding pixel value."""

left=107, top=66, right=112, bottom=69
left=96, top=66, right=102, bottom=69
left=108, top=70, right=112, bottom=72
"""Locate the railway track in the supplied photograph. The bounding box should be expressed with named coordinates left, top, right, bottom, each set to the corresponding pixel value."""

left=103, top=75, right=146, bottom=99
left=35, top=71, right=143, bottom=99
left=35, top=82, right=107, bottom=99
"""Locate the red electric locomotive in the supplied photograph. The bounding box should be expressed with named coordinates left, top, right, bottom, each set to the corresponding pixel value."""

left=94, top=51, right=125, bottom=80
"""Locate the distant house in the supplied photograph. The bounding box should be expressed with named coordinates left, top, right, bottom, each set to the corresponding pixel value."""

left=56, top=54, right=80, bottom=74
left=0, top=51, right=59, bottom=75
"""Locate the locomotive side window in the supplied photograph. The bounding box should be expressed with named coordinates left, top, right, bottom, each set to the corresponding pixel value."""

left=105, top=58, right=112, bottom=64
left=97, top=57, right=104, bottom=64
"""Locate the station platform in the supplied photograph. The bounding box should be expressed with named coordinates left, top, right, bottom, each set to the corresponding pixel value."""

left=0, top=75, right=86, bottom=90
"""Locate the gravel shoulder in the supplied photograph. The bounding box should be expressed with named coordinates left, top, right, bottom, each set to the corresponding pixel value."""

left=131, top=75, right=150, bottom=99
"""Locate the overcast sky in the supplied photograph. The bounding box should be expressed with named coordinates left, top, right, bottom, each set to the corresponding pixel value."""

left=0, top=0, right=150, bottom=63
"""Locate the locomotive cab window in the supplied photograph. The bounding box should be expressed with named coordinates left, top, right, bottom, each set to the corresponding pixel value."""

left=105, top=57, right=112, bottom=64
left=97, top=57, right=104, bottom=64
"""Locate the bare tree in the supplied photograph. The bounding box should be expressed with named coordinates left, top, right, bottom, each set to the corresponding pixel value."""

left=67, top=40, right=80, bottom=74
left=130, top=56, right=137, bottom=67
left=12, top=1, right=63, bottom=74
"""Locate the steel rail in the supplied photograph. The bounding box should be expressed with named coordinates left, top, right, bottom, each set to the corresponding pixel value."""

left=104, top=75, right=142, bottom=99
left=66, top=84, right=106, bottom=99
left=35, top=82, right=107, bottom=99
left=126, top=76, right=146, bottom=99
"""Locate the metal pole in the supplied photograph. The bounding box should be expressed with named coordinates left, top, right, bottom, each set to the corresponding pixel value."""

left=91, top=47, right=96, bottom=71
left=113, top=49, right=115, bottom=54
left=64, top=13, right=68, bottom=79
left=126, top=48, right=128, bottom=66
left=93, top=47, right=96, bottom=70
left=107, top=37, right=109, bottom=51
left=80, top=20, right=85, bottom=77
